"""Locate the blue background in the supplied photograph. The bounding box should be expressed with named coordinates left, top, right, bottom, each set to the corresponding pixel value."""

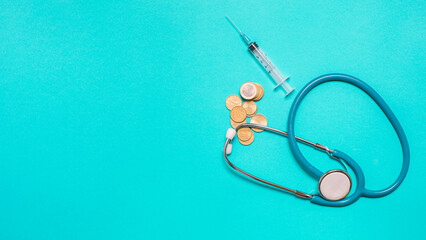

left=1, top=0, right=425, bottom=239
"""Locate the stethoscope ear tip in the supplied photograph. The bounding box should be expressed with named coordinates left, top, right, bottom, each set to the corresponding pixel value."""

left=226, top=128, right=236, bottom=140
left=226, top=143, right=233, bottom=155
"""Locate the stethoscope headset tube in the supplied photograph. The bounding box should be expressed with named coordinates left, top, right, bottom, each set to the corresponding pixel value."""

left=223, top=74, right=410, bottom=207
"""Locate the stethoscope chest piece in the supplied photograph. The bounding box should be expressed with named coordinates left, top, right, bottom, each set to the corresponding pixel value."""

left=318, top=170, right=352, bottom=201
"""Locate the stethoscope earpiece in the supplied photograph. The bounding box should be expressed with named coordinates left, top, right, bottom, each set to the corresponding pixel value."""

left=318, top=170, right=352, bottom=201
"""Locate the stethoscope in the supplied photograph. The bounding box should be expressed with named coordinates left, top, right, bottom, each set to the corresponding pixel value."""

left=223, top=74, right=410, bottom=207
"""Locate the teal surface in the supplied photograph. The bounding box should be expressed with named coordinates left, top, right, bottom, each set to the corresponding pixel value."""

left=0, top=1, right=425, bottom=239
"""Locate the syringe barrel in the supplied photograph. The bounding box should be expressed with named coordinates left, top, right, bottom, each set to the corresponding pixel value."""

left=248, top=42, right=294, bottom=95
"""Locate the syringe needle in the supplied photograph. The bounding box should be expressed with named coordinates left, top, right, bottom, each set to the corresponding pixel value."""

left=226, top=15, right=252, bottom=45
left=225, top=15, right=243, bottom=35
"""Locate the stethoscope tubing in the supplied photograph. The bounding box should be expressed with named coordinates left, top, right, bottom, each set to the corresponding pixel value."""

left=287, top=74, right=410, bottom=206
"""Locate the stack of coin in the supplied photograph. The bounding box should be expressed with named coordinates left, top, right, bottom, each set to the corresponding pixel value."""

left=230, top=106, right=246, bottom=127
left=225, top=82, right=268, bottom=146
left=240, top=82, right=264, bottom=101
left=242, top=100, right=257, bottom=117
left=236, top=127, right=254, bottom=145
left=250, top=114, right=268, bottom=132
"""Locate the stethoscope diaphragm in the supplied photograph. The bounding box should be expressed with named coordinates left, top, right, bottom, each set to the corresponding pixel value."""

left=318, top=170, right=352, bottom=201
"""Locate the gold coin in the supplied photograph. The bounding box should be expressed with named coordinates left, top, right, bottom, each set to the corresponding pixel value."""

left=237, top=127, right=253, bottom=141
left=250, top=114, right=268, bottom=132
left=230, top=118, right=247, bottom=128
left=225, top=94, right=242, bottom=110
left=230, top=106, right=246, bottom=123
left=242, top=101, right=257, bottom=117
left=239, top=132, right=254, bottom=145
left=240, top=82, right=258, bottom=100
left=253, top=83, right=264, bottom=101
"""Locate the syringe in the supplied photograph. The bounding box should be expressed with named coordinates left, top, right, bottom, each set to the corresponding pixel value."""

left=226, top=15, right=294, bottom=96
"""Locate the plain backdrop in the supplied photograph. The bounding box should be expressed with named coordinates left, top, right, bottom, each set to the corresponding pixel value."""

left=0, top=1, right=425, bottom=239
